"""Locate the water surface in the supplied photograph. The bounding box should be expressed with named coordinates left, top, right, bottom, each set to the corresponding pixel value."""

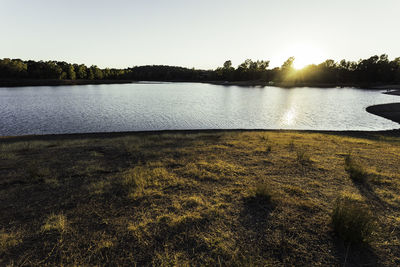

left=0, top=83, right=399, bottom=136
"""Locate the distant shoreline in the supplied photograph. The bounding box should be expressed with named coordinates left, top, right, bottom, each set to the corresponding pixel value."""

left=383, top=89, right=400, bottom=96
left=206, top=81, right=400, bottom=89
left=0, top=79, right=134, bottom=87
left=1, top=79, right=400, bottom=90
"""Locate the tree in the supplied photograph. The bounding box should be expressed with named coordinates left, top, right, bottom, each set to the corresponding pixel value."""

left=76, top=64, right=87, bottom=79
left=281, top=57, right=295, bottom=72
left=67, top=65, right=76, bottom=80
left=278, top=57, right=296, bottom=82
left=0, top=58, right=28, bottom=78
left=90, top=65, right=103, bottom=79
left=223, top=60, right=233, bottom=69
left=87, top=68, right=95, bottom=80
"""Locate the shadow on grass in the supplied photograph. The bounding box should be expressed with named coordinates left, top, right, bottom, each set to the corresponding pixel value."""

left=330, top=195, right=380, bottom=266
left=238, top=195, right=275, bottom=259
left=332, top=238, right=378, bottom=267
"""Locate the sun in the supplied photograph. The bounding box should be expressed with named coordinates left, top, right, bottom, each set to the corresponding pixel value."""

left=285, top=43, right=326, bottom=70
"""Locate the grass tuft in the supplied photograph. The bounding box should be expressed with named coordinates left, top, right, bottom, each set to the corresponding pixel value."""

left=288, top=139, right=295, bottom=151
left=0, top=230, right=21, bottom=253
left=123, top=166, right=148, bottom=194
left=253, top=181, right=273, bottom=203
left=296, top=148, right=311, bottom=165
left=42, top=214, right=68, bottom=233
left=344, top=154, right=367, bottom=183
left=266, top=144, right=272, bottom=154
left=331, top=196, right=376, bottom=244
left=26, top=163, right=51, bottom=183
left=88, top=180, right=111, bottom=195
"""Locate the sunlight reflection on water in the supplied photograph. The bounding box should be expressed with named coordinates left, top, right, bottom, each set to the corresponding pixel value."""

left=281, top=107, right=297, bottom=127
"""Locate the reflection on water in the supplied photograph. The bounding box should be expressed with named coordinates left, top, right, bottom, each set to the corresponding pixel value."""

left=281, top=107, right=297, bottom=127
left=0, top=83, right=399, bottom=136
left=279, top=88, right=298, bottom=127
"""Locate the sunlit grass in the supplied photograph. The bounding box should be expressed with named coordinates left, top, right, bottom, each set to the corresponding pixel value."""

left=0, top=230, right=21, bottom=254
left=0, top=130, right=399, bottom=266
left=344, top=154, right=367, bottom=183
left=42, top=214, right=68, bottom=233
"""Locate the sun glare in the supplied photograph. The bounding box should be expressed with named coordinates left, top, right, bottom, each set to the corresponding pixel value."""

left=286, top=43, right=326, bottom=70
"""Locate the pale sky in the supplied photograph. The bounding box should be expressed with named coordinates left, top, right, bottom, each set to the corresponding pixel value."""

left=1, top=0, right=399, bottom=69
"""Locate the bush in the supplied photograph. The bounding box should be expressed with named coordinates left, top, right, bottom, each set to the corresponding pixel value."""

left=331, top=196, right=376, bottom=243
left=344, top=154, right=367, bottom=183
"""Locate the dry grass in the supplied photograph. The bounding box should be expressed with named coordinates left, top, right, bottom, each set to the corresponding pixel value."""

left=0, top=130, right=399, bottom=266
left=331, top=195, right=376, bottom=244
left=42, top=214, right=68, bottom=233
left=344, top=154, right=368, bottom=183
left=253, top=181, right=273, bottom=203
left=0, top=230, right=21, bottom=254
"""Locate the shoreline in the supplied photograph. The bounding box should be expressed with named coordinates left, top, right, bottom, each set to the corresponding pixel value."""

left=366, top=103, right=400, bottom=124
left=207, top=80, right=400, bottom=89
left=384, top=89, right=400, bottom=96
left=1, top=128, right=400, bottom=143
left=0, top=79, right=134, bottom=87
left=1, top=78, right=400, bottom=90
left=366, top=89, right=400, bottom=123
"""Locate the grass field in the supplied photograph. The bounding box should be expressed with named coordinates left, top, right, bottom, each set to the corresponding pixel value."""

left=1, top=130, right=399, bottom=266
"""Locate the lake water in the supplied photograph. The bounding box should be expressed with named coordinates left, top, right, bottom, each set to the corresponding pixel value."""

left=0, top=82, right=399, bottom=136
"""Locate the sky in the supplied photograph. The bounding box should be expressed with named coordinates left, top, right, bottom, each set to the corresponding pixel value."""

left=1, top=0, right=400, bottom=69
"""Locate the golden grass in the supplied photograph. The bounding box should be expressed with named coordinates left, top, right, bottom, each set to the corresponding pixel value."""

left=0, top=130, right=399, bottom=266
left=42, top=214, right=68, bottom=233
left=0, top=230, right=21, bottom=254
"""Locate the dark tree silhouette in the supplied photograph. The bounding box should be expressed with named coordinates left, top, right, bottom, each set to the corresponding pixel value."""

left=1, top=55, right=400, bottom=87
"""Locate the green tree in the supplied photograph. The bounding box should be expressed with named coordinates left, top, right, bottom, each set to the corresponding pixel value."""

left=67, top=65, right=76, bottom=80
left=90, top=65, right=103, bottom=79
left=87, top=68, right=95, bottom=80
left=76, top=64, right=87, bottom=79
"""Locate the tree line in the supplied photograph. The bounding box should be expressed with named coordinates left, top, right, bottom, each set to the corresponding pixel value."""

left=1, top=55, right=400, bottom=85
left=215, top=55, right=400, bottom=85
left=0, top=59, right=126, bottom=80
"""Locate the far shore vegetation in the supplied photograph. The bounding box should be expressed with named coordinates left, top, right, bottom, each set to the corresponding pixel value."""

left=1, top=130, right=400, bottom=266
left=1, top=55, right=400, bottom=88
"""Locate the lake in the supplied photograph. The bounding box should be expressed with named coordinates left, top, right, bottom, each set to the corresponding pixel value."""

left=0, top=82, right=399, bottom=136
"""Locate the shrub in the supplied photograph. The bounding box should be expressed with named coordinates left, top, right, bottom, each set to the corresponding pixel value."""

left=331, top=196, right=376, bottom=243
left=344, top=154, right=367, bottom=183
